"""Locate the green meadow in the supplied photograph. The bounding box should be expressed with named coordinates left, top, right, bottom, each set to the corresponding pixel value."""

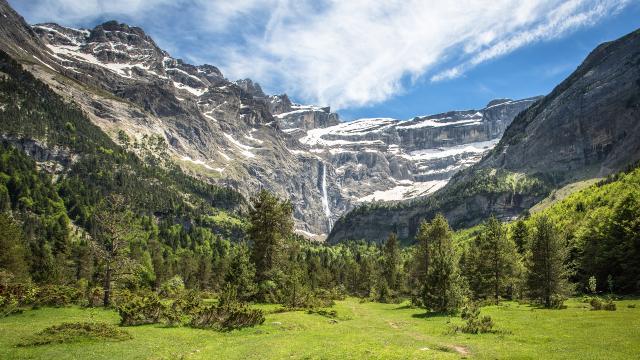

left=2, top=297, right=639, bottom=360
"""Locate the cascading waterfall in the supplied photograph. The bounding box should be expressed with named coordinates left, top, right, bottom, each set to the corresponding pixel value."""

left=320, top=162, right=333, bottom=230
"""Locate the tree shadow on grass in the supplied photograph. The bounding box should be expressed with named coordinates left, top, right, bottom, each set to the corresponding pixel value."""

left=411, top=311, right=453, bottom=319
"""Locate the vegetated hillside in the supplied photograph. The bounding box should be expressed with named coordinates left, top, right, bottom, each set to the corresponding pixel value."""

left=328, top=27, right=640, bottom=244
left=519, top=162, right=640, bottom=293
left=0, top=48, right=251, bottom=286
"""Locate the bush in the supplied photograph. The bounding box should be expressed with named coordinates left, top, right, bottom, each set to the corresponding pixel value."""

left=159, top=276, right=185, bottom=298
left=86, top=287, right=104, bottom=308
left=453, top=302, right=494, bottom=334
left=0, top=278, right=38, bottom=316
left=189, top=287, right=264, bottom=331
left=117, top=291, right=165, bottom=326
left=590, top=297, right=616, bottom=311
left=162, top=290, right=202, bottom=326
left=307, top=309, right=338, bottom=318
left=18, top=322, right=131, bottom=346
left=36, top=285, right=82, bottom=307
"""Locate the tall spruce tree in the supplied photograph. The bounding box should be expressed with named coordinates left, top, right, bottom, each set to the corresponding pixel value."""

left=416, top=214, right=462, bottom=313
left=0, top=213, right=29, bottom=281
left=527, top=215, right=571, bottom=308
left=225, top=243, right=257, bottom=301
left=466, top=216, right=520, bottom=303
left=93, top=195, right=139, bottom=307
left=382, top=232, right=400, bottom=293
left=248, top=190, right=293, bottom=299
left=511, top=219, right=529, bottom=255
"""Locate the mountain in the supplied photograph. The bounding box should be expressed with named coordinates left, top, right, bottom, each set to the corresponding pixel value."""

left=328, top=28, right=640, bottom=244
left=0, top=0, right=537, bottom=237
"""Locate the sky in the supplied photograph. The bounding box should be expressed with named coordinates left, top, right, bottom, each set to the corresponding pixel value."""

left=10, top=0, right=640, bottom=120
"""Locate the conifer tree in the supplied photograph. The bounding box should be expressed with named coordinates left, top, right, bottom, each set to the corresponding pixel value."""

left=248, top=190, right=293, bottom=299
left=93, top=195, right=139, bottom=307
left=225, top=243, right=257, bottom=301
left=511, top=219, right=529, bottom=254
left=466, top=216, right=520, bottom=303
left=0, top=213, right=29, bottom=281
left=417, top=214, right=462, bottom=313
left=527, top=215, right=571, bottom=308
left=382, top=232, right=400, bottom=293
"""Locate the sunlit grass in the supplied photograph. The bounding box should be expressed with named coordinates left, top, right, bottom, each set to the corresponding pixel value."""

left=1, top=297, right=638, bottom=359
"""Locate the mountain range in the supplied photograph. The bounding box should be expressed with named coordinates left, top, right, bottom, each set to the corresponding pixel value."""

left=0, top=0, right=638, bottom=244
left=0, top=0, right=541, bottom=239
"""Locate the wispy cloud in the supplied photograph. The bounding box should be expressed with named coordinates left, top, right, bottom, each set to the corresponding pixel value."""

left=12, top=0, right=630, bottom=110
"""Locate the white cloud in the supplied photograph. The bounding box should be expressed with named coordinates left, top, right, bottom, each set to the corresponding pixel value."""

left=13, top=0, right=630, bottom=110
left=212, top=0, right=629, bottom=109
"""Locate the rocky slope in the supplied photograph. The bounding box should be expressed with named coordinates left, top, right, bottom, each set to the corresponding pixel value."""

left=328, top=28, right=640, bottom=244
left=0, top=0, right=537, bottom=237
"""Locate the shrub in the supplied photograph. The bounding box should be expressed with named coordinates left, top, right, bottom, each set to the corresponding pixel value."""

left=162, top=290, right=202, bottom=326
left=36, top=285, right=82, bottom=307
left=87, top=287, right=104, bottom=307
left=0, top=279, right=38, bottom=316
left=590, top=297, right=616, bottom=311
left=189, top=287, right=264, bottom=331
left=159, top=276, right=185, bottom=298
left=117, top=292, right=165, bottom=326
left=307, top=309, right=338, bottom=318
left=18, top=322, right=131, bottom=346
left=453, top=302, right=494, bottom=334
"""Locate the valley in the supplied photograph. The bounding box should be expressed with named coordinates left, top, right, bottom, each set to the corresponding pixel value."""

left=0, top=1, right=639, bottom=359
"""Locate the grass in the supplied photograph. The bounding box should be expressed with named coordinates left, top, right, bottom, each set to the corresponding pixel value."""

left=529, top=178, right=602, bottom=214
left=1, top=298, right=639, bottom=359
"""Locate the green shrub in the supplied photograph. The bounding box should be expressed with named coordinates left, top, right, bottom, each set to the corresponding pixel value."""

left=86, top=287, right=104, bottom=307
left=0, top=279, right=38, bottom=316
left=36, top=285, right=82, bottom=307
left=189, top=287, right=264, bottom=331
left=453, top=302, right=495, bottom=334
left=159, top=276, right=185, bottom=298
left=18, top=322, right=131, bottom=346
left=163, top=290, right=202, bottom=326
left=117, top=292, right=165, bottom=326
left=590, top=297, right=616, bottom=311
left=307, top=309, right=338, bottom=318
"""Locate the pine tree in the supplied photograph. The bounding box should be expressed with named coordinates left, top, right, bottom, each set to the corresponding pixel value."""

left=466, top=216, right=520, bottom=303
left=93, top=195, right=139, bottom=307
left=382, top=232, right=400, bottom=294
left=248, top=190, right=293, bottom=300
left=225, top=243, right=257, bottom=301
left=527, top=215, right=571, bottom=308
left=416, top=214, right=462, bottom=313
left=511, top=219, right=529, bottom=254
left=0, top=213, right=29, bottom=281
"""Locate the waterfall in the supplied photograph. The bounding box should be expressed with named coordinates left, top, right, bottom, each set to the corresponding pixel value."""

left=320, top=162, right=333, bottom=229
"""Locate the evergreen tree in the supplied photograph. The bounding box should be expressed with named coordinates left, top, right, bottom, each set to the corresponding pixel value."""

left=225, top=243, right=257, bottom=301
left=248, top=190, right=293, bottom=300
left=381, top=232, right=400, bottom=297
left=511, top=219, right=529, bottom=254
left=527, top=215, right=571, bottom=308
left=417, top=214, right=462, bottom=313
left=93, top=195, right=139, bottom=307
left=466, top=216, right=520, bottom=303
left=0, top=213, right=29, bottom=281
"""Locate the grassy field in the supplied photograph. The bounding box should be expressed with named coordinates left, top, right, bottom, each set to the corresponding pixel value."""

left=1, top=298, right=639, bottom=359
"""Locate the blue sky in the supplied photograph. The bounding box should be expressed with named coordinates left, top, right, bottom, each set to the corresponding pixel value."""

left=11, top=0, right=640, bottom=120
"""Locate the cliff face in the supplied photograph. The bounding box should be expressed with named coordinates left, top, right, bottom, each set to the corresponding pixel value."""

left=328, top=28, right=640, bottom=244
